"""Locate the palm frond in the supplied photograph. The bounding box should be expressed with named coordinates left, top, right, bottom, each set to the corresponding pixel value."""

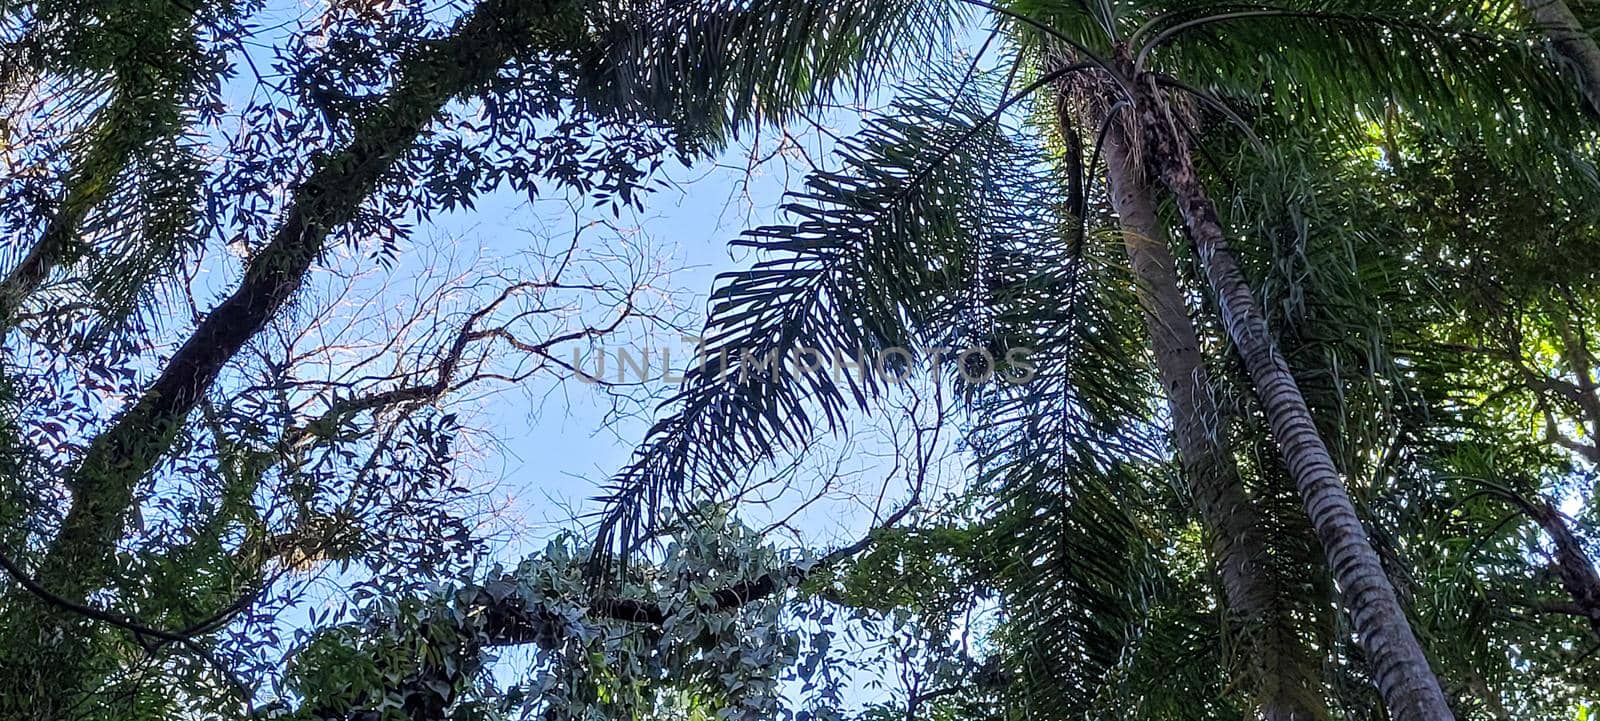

left=66, top=93, right=212, bottom=324
left=2, top=0, right=228, bottom=324
left=966, top=221, right=1190, bottom=718
left=998, top=0, right=1594, bottom=167
left=579, top=0, right=959, bottom=150
left=593, top=74, right=1067, bottom=565
left=1129, top=0, right=1592, bottom=154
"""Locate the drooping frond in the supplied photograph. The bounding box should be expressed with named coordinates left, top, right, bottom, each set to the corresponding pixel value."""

left=1133, top=0, right=1589, bottom=149
left=595, top=44, right=1295, bottom=716
left=593, top=82, right=1019, bottom=563
left=995, top=0, right=1594, bottom=165
left=590, top=62, right=1102, bottom=562
left=52, top=88, right=213, bottom=325
left=965, top=215, right=1205, bottom=718
left=578, top=0, right=959, bottom=150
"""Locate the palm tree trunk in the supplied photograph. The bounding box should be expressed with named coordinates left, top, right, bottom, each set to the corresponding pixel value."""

left=1098, top=112, right=1327, bottom=721
left=1126, top=73, right=1455, bottom=721
left=1524, top=0, right=1600, bottom=115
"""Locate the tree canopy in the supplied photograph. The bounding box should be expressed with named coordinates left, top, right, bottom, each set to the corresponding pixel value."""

left=3, top=0, right=1600, bottom=720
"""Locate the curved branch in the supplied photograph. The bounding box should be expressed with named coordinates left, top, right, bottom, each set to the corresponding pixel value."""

left=29, top=0, right=563, bottom=607
left=1132, top=6, right=1502, bottom=71
left=0, top=546, right=258, bottom=708
left=1152, top=74, right=1264, bottom=153
left=955, top=0, right=1131, bottom=99
left=0, top=548, right=191, bottom=645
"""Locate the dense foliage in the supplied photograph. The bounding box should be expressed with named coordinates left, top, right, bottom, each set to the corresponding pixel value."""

left=4, top=0, right=1600, bottom=720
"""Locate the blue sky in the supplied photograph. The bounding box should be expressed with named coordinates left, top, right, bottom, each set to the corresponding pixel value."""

left=205, top=1, right=889, bottom=553
left=186, top=3, right=1005, bottom=709
left=423, top=117, right=887, bottom=553
left=285, top=10, right=1008, bottom=562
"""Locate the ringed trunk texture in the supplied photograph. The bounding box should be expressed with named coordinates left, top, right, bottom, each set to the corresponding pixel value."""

left=1126, top=72, right=1455, bottom=721
left=1524, top=0, right=1600, bottom=115
left=1098, top=113, right=1327, bottom=721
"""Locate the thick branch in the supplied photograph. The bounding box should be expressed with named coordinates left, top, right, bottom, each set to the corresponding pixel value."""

left=31, top=0, right=569, bottom=604
left=2, top=0, right=580, bottom=710
left=488, top=497, right=917, bottom=644
left=1519, top=496, right=1600, bottom=639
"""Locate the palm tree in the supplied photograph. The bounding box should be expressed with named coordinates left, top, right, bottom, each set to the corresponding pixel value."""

left=1522, top=0, right=1600, bottom=113
left=7, top=0, right=1593, bottom=716
left=1009, top=5, right=1586, bottom=717
left=0, top=0, right=947, bottom=714
left=1073, top=81, right=1327, bottom=719
left=294, top=56, right=1599, bottom=715
left=1353, top=127, right=1600, bottom=711
left=595, top=3, right=1592, bottom=720
left=1125, top=64, right=1454, bottom=718
left=1178, top=110, right=1600, bottom=719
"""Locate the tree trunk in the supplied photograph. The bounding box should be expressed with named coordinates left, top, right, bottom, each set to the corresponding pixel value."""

left=0, top=98, right=133, bottom=324
left=1097, top=111, right=1327, bottom=721
left=1525, top=0, right=1600, bottom=115
left=0, top=228, right=63, bottom=322
left=1520, top=496, right=1600, bottom=637
left=0, top=2, right=575, bottom=715
left=1126, top=71, right=1455, bottom=721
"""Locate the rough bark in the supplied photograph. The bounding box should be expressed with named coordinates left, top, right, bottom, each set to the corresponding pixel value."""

left=0, top=1, right=577, bottom=715
left=1521, top=496, right=1600, bottom=637
left=1525, top=0, right=1600, bottom=115
left=1126, top=70, right=1455, bottom=721
left=1097, top=113, right=1328, bottom=721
